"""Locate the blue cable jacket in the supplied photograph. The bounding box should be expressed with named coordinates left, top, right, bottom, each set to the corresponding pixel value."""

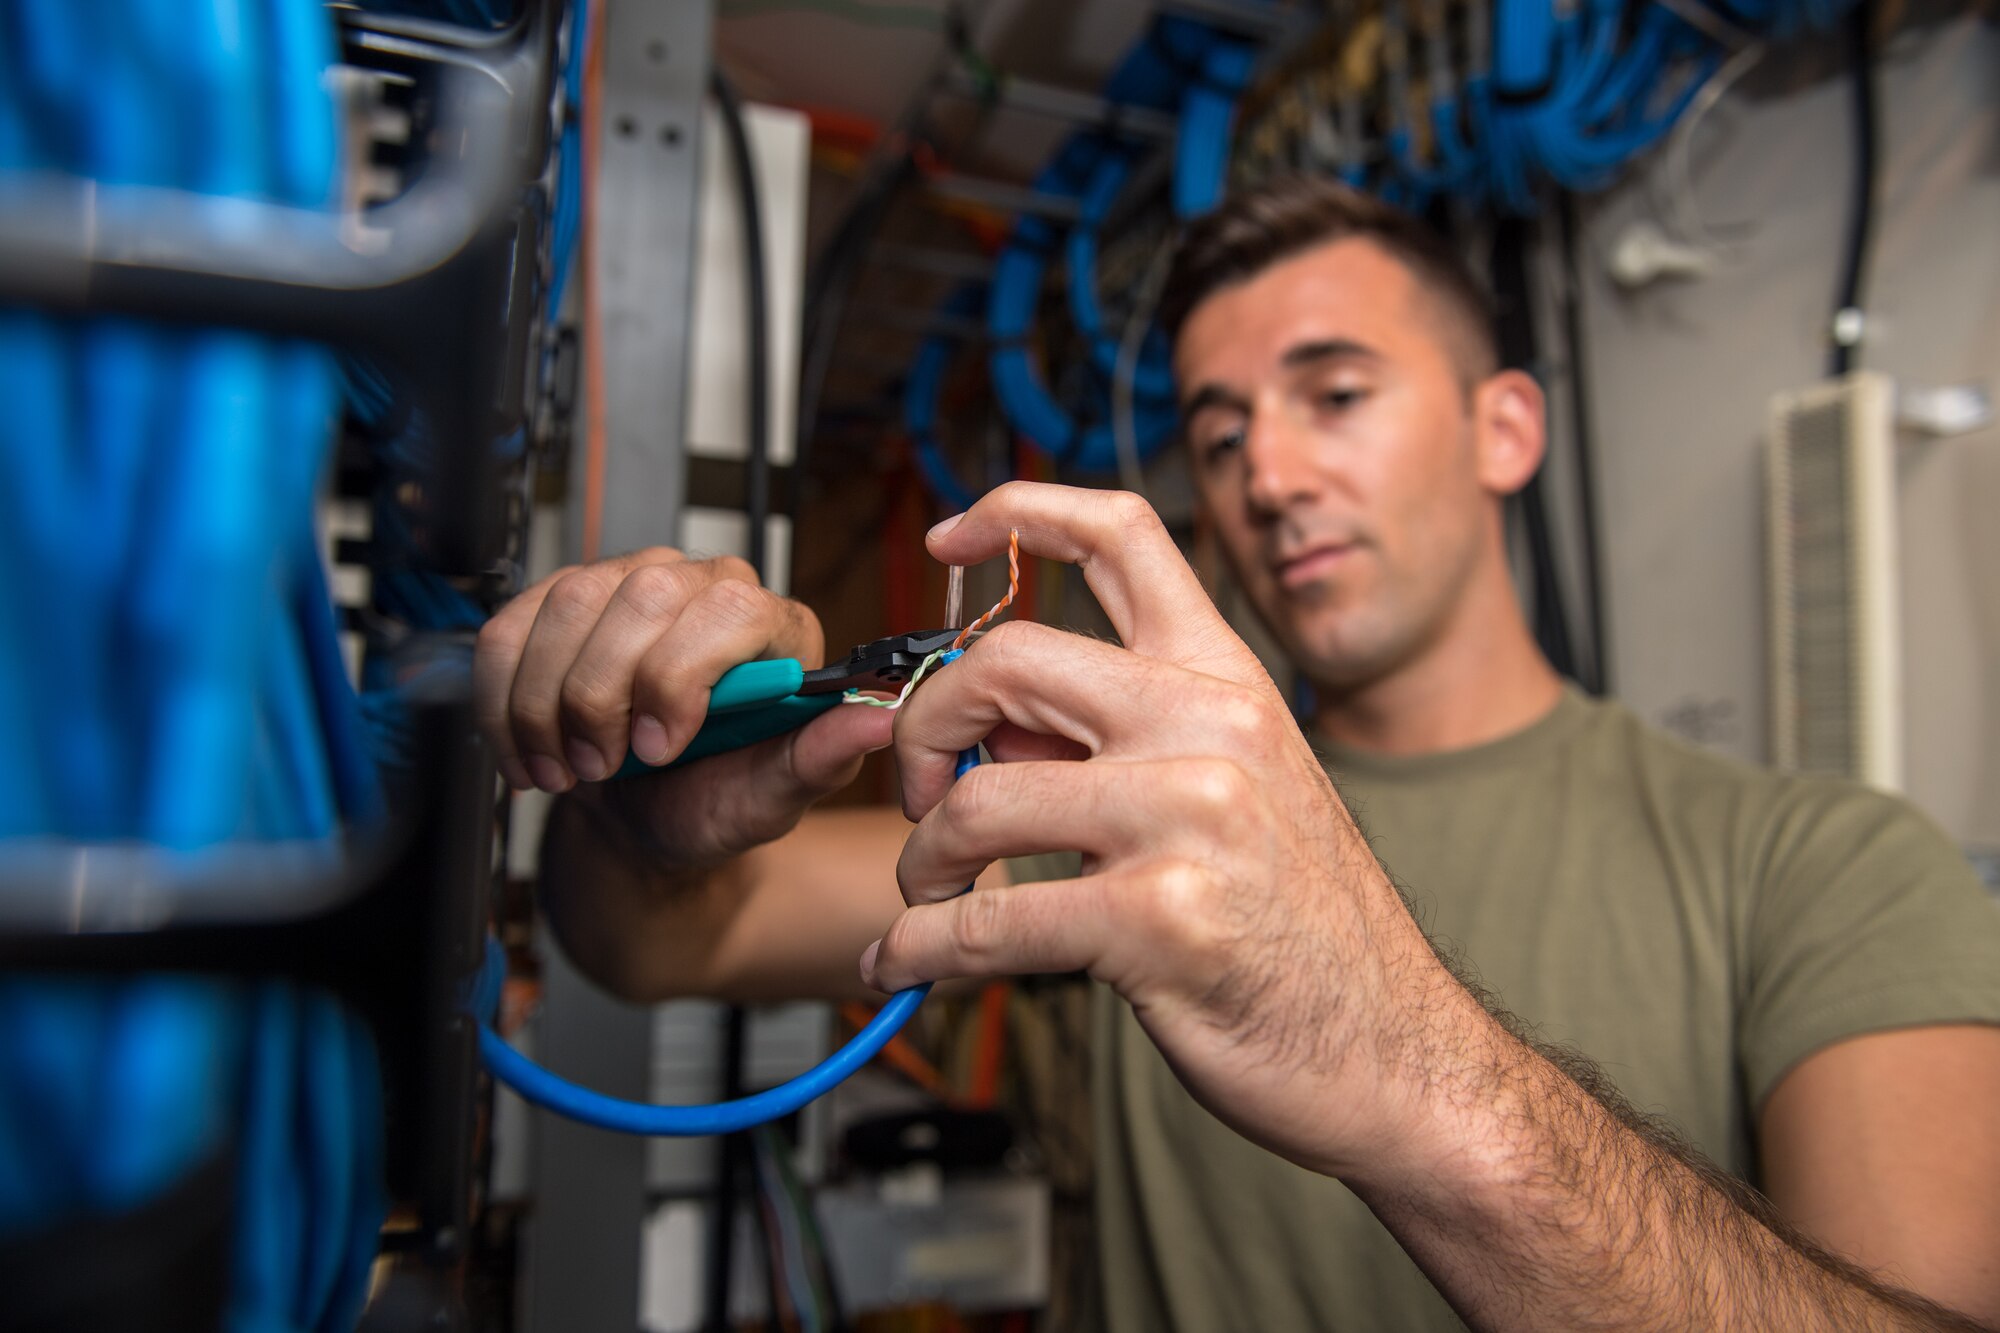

left=1, top=5, right=388, bottom=1329
left=482, top=661, right=982, bottom=1137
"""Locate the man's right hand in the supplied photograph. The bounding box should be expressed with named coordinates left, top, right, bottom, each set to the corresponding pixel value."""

left=472, top=547, right=894, bottom=873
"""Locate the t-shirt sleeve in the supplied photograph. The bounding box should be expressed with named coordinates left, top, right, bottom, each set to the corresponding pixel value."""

left=1005, top=850, right=1086, bottom=885
left=1741, top=779, right=2000, bottom=1110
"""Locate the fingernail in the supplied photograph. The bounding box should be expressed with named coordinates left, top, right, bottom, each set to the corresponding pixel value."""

left=497, top=756, right=533, bottom=791
left=564, top=737, right=606, bottom=783
left=527, top=754, right=573, bottom=794
left=858, top=939, right=882, bottom=982
left=927, top=512, right=964, bottom=542
left=631, top=714, right=670, bottom=765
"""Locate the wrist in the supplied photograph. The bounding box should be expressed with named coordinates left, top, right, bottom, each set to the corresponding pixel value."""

left=1331, top=956, right=1555, bottom=1204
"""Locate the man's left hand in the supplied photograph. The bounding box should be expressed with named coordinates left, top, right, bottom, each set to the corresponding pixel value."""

left=864, top=481, right=1480, bottom=1183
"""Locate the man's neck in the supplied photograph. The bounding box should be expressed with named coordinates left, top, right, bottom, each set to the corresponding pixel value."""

left=1311, top=564, right=1566, bottom=758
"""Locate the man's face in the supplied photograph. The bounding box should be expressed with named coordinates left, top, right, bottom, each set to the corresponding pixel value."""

left=1175, top=238, right=1494, bottom=691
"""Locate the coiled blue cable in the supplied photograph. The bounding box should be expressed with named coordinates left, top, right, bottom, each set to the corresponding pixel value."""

left=481, top=660, right=980, bottom=1137
left=969, top=14, right=1239, bottom=473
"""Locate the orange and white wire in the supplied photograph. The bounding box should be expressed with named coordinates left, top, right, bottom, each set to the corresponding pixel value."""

left=843, top=528, right=1020, bottom=710
left=952, top=528, right=1019, bottom=652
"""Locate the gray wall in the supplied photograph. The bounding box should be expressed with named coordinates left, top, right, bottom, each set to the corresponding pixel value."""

left=1554, top=12, right=1999, bottom=849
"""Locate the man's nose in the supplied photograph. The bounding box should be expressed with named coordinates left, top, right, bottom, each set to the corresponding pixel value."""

left=1244, top=415, right=1320, bottom=515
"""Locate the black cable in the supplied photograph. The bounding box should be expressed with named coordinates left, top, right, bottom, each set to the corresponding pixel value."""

left=712, top=68, right=771, bottom=579
left=1489, top=216, right=1580, bottom=683
left=794, top=143, right=923, bottom=497
left=705, top=68, right=773, bottom=1333
left=1556, top=191, right=1609, bottom=696
left=1829, top=0, right=1878, bottom=379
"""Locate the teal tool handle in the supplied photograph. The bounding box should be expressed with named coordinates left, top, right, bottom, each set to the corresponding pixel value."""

left=614, top=657, right=841, bottom=778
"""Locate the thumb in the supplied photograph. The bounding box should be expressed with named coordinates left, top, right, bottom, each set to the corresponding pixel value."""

left=786, top=702, right=896, bottom=795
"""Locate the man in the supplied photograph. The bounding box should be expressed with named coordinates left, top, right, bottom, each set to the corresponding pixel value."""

left=475, top=177, right=2000, bottom=1329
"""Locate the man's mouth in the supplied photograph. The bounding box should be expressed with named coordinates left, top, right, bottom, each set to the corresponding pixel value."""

left=1273, top=542, right=1357, bottom=589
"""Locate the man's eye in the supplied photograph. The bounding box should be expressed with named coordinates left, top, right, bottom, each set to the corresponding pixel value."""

left=1201, top=429, right=1244, bottom=465
left=1321, top=388, right=1368, bottom=411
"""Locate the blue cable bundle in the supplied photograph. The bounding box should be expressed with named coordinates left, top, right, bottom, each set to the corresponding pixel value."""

left=0, top=3, right=387, bottom=1328
left=909, top=0, right=1870, bottom=497
left=901, top=14, right=1249, bottom=492
left=1479, top=0, right=1719, bottom=213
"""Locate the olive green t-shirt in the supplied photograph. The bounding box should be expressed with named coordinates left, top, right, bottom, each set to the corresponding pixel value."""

left=1012, top=688, right=2000, bottom=1332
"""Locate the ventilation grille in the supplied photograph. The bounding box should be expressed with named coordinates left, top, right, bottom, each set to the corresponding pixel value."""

left=1766, top=372, right=1901, bottom=791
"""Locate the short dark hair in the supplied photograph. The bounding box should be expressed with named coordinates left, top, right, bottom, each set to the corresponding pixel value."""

left=1160, top=175, right=1499, bottom=387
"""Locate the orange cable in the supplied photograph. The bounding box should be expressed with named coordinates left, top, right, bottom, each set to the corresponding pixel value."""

left=840, top=1001, right=958, bottom=1101
left=967, top=980, right=1009, bottom=1109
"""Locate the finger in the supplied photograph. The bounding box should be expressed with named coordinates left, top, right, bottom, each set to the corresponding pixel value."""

left=860, top=874, right=1113, bottom=992
left=896, top=757, right=1252, bottom=905
left=980, top=720, right=1090, bottom=766
left=627, top=702, right=894, bottom=863
left=508, top=554, right=712, bottom=790
left=892, top=620, right=1274, bottom=819
left=474, top=547, right=684, bottom=789
left=786, top=700, right=896, bottom=793
left=926, top=481, right=1266, bottom=685
left=626, top=576, right=824, bottom=768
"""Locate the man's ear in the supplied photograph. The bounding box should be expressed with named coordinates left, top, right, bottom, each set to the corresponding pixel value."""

left=1471, top=369, right=1547, bottom=497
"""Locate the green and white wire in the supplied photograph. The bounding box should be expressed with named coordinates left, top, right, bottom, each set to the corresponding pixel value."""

left=754, top=1128, right=822, bottom=1333
left=841, top=647, right=949, bottom=710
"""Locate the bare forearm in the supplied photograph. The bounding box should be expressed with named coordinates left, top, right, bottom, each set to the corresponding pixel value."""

left=1353, top=992, right=1986, bottom=1332
left=537, top=783, right=746, bottom=1001
left=539, top=791, right=913, bottom=1005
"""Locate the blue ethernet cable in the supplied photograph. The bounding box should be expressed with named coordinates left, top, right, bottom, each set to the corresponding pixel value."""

left=480, top=687, right=981, bottom=1137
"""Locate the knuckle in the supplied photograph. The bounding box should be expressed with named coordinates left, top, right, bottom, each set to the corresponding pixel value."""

left=1144, top=859, right=1223, bottom=952
left=618, top=561, right=695, bottom=623
left=543, top=568, right=615, bottom=624
left=1180, top=757, right=1252, bottom=814
left=1210, top=686, right=1275, bottom=751
left=1106, top=488, right=1162, bottom=537
left=974, top=617, right=1042, bottom=666
left=950, top=891, right=1006, bottom=961
left=694, top=573, right=769, bottom=629
left=992, top=479, right=1036, bottom=509
left=941, top=762, right=1005, bottom=827
left=473, top=612, right=524, bottom=667
left=559, top=665, right=623, bottom=731
left=783, top=598, right=825, bottom=663
left=882, top=912, right=926, bottom=967
left=708, top=554, right=760, bottom=588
